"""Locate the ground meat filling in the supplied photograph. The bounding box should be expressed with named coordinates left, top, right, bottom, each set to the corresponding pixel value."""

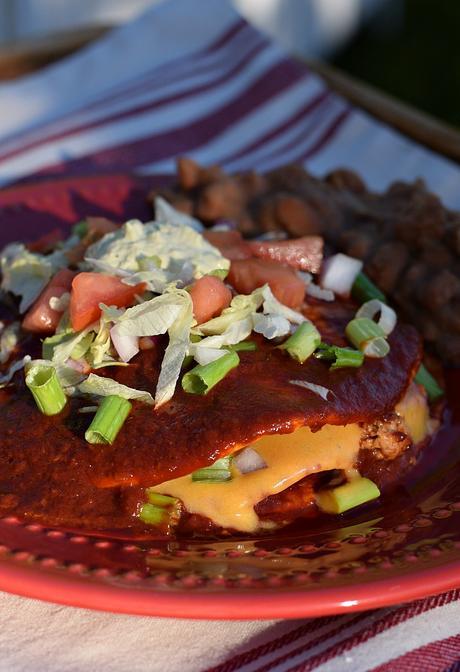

left=359, top=412, right=412, bottom=461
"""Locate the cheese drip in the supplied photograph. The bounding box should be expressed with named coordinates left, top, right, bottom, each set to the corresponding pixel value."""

left=152, top=384, right=431, bottom=533
left=152, top=424, right=361, bottom=532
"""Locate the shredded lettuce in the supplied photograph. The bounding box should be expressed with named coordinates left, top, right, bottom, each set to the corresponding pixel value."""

left=154, top=196, right=204, bottom=232
left=194, top=290, right=264, bottom=336
left=45, top=324, right=97, bottom=365
left=260, top=285, right=306, bottom=324
left=197, top=317, right=253, bottom=350
left=85, top=218, right=228, bottom=279
left=0, top=321, right=20, bottom=364
left=121, top=269, right=169, bottom=294
left=252, top=313, right=291, bottom=339
left=78, top=373, right=154, bottom=405
left=87, top=319, right=111, bottom=366
left=188, top=345, right=227, bottom=366
left=0, top=355, right=31, bottom=387
left=103, top=291, right=185, bottom=338
left=154, top=291, right=194, bottom=408
left=0, top=243, right=56, bottom=313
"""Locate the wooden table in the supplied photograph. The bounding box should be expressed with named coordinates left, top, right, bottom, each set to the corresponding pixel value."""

left=1, top=25, right=459, bottom=163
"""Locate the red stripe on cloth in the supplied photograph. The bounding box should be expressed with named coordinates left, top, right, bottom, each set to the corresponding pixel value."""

left=299, top=106, right=351, bottom=160
left=0, top=20, right=259, bottom=164
left=247, top=101, right=350, bottom=171
left=0, top=31, right=267, bottom=165
left=371, top=633, right=460, bottom=672
left=76, top=18, right=250, bottom=112
left=204, top=614, right=360, bottom=672
left=33, top=59, right=309, bottom=178
left=280, top=590, right=460, bottom=672
left=222, top=89, right=332, bottom=166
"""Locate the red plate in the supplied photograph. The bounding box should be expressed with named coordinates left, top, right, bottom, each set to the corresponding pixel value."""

left=0, top=174, right=459, bottom=619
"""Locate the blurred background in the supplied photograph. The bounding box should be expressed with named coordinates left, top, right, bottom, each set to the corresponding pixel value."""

left=0, top=0, right=457, bottom=128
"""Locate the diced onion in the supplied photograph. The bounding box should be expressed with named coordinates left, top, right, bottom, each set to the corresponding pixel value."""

left=110, top=325, right=139, bottom=363
left=49, top=292, right=70, bottom=312
left=233, top=447, right=267, bottom=474
left=306, top=283, right=335, bottom=302
left=289, top=379, right=334, bottom=401
left=209, top=220, right=237, bottom=231
left=356, top=299, right=396, bottom=336
left=320, top=254, right=363, bottom=296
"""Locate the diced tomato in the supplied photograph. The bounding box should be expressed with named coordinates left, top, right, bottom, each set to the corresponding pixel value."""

left=228, top=259, right=305, bottom=310
left=70, top=273, right=145, bottom=332
left=189, top=275, right=232, bottom=324
left=22, top=268, right=76, bottom=334
left=248, top=236, right=323, bottom=273
left=203, top=230, right=252, bottom=261
left=27, top=228, right=64, bottom=254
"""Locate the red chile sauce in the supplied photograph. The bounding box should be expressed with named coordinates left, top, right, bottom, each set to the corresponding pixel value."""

left=0, top=298, right=423, bottom=535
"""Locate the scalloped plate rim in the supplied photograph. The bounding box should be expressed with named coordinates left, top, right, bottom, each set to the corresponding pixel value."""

left=0, top=556, right=460, bottom=619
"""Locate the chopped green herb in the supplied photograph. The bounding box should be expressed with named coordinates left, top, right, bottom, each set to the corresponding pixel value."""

left=139, top=491, right=181, bottom=527
left=139, top=503, right=171, bottom=526
left=72, top=220, right=88, bottom=239
left=415, top=364, right=444, bottom=402
left=226, top=340, right=257, bottom=352
left=345, top=317, right=388, bottom=358
left=25, top=364, right=67, bottom=416
left=280, top=322, right=321, bottom=363
left=315, top=343, right=364, bottom=369
left=85, top=395, right=132, bottom=444
left=192, top=456, right=232, bottom=482
left=316, top=476, right=380, bottom=514
left=182, top=350, right=239, bottom=395
left=351, top=272, right=386, bottom=304
left=146, top=491, right=179, bottom=507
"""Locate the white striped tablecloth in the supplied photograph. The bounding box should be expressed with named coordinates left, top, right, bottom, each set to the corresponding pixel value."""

left=0, top=1, right=459, bottom=670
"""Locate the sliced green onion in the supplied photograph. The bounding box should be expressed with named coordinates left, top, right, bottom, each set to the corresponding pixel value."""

left=146, top=491, right=179, bottom=507
left=25, top=364, right=67, bottom=416
left=181, top=354, right=194, bottom=370
left=139, top=492, right=181, bottom=526
left=226, top=340, right=257, bottom=352
left=415, top=364, right=444, bottom=402
left=192, top=456, right=232, bottom=482
left=351, top=272, right=386, bottom=304
left=182, top=350, right=239, bottom=395
left=362, top=336, right=390, bottom=358
left=345, top=317, right=389, bottom=359
left=208, top=268, right=229, bottom=280
left=315, top=343, right=364, bottom=369
left=280, top=322, right=321, bottom=363
left=356, top=299, right=396, bottom=336
left=139, top=503, right=172, bottom=526
left=316, top=476, right=380, bottom=514
left=72, top=220, right=88, bottom=239
left=85, top=395, right=132, bottom=444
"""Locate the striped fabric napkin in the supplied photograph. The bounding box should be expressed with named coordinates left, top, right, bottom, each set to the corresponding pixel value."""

left=0, top=1, right=459, bottom=671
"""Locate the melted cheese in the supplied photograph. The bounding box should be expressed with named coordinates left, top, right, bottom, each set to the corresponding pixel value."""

left=152, top=424, right=361, bottom=532
left=152, top=384, right=432, bottom=533
left=395, top=383, right=431, bottom=444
